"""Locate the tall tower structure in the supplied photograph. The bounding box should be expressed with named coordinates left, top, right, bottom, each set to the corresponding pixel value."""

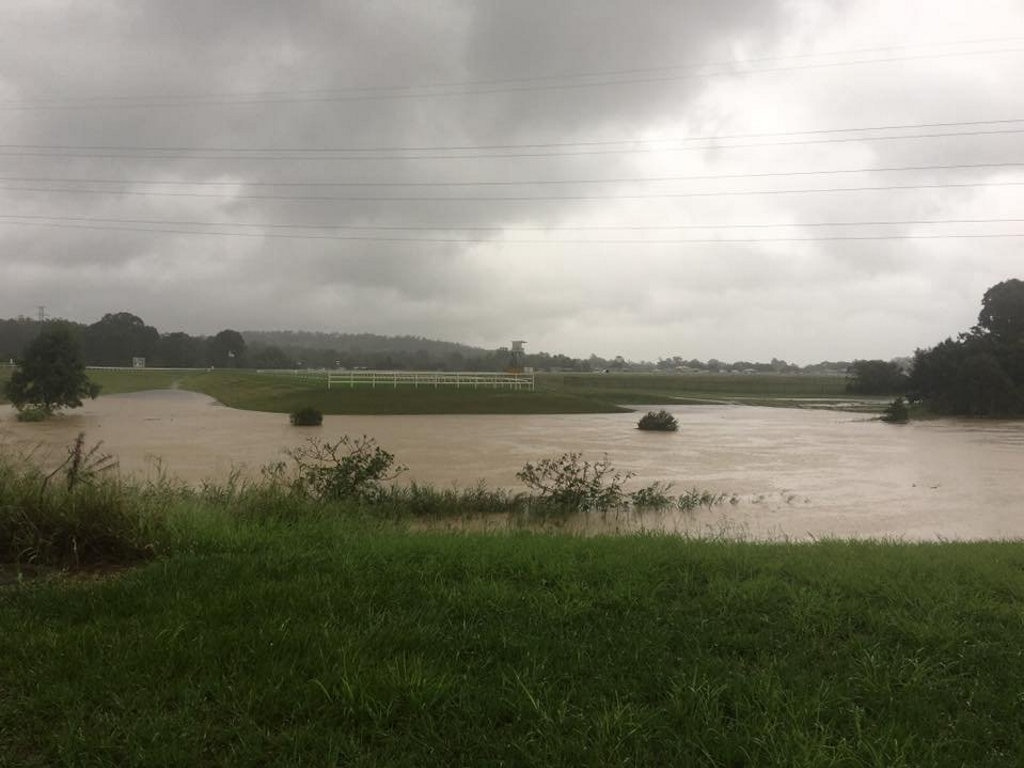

left=508, top=340, right=527, bottom=373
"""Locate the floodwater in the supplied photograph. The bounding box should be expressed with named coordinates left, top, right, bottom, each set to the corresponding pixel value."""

left=2, top=389, right=1022, bottom=541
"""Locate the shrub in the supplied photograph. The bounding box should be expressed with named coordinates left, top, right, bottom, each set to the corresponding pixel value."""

left=677, top=487, right=726, bottom=512
left=287, top=435, right=406, bottom=502
left=637, top=410, right=679, bottom=432
left=630, top=482, right=675, bottom=509
left=881, top=396, right=910, bottom=424
left=516, top=453, right=633, bottom=511
left=15, top=406, right=48, bottom=422
left=289, top=406, right=323, bottom=426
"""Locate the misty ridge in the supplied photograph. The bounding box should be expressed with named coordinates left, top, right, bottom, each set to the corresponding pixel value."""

left=0, top=312, right=853, bottom=375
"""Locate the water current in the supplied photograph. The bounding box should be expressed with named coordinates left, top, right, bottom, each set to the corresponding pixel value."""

left=2, top=389, right=1022, bottom=541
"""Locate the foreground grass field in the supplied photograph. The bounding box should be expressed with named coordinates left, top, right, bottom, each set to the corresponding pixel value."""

left=3, top=516, right=1023, bottom=766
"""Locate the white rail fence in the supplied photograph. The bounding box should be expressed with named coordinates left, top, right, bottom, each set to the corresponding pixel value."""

left=259, top=369, right=535, bottom=391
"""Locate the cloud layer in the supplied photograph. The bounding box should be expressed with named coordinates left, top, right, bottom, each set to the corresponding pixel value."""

left=2, top=0, right=1022, bottom=362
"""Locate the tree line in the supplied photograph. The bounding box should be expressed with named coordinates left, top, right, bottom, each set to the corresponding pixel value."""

left=845, top=278, right=1024, bottom=417
left=3, top=313, right=848, bottom=374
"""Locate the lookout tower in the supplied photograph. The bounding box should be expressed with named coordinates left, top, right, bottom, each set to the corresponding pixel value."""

left=508, top=340, right=527, bottom=373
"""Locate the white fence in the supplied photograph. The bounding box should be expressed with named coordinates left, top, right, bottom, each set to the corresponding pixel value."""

left=260, top=369, right=534, bottom=391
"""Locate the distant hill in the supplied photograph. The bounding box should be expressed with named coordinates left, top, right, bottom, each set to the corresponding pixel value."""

left=242, top=330, right=503, bottom=370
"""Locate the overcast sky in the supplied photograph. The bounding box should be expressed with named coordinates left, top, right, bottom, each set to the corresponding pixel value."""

left=1, top=0, right=1022, bottom=363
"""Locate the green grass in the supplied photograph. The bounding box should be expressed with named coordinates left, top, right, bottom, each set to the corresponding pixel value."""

left=85, top=368, right=186, bottom=395
left=3, top=366, right=870, bottom=415
left=2, top=504, right=1023, bottom=766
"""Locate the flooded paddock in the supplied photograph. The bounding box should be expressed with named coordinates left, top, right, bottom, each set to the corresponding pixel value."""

left=2, top=389, right=1022, bottom=541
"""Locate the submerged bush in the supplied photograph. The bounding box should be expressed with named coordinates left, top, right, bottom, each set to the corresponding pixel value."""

left=15, top=406, right=48, bottom=423
left=287, top=435, right=406, bottom=502
left=637, top=410, right=679, bottom=432
left=517, top=453, right=633, bottom=511
left=677, top=487, right=726, bottom=512
left=289, top=406, right=323, bottom=426
left=881, top=396, right=910, bottom=424
left=630, top=481, right=676, bottom=509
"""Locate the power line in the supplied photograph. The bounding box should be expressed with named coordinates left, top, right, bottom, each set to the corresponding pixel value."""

left=3, top=213, right=1022, bottom=233
left=0, top=179, right=1021, bottom=203
left=2, top=118, right=1023, bottom=158
left=10, top=35, right=1022, bottom=106
left=2, top=42, right=1022, bottom=110
left=1, top=217, right=1020, bottom=243
left=2, top=128, right=1020, bottom=162
left=0, top=161, right=1019, bottom=189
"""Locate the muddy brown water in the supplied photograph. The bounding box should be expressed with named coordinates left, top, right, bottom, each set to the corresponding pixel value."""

left=2, top=389, right=1022, bottom=541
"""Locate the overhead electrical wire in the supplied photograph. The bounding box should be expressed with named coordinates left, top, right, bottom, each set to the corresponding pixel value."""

left=1, top=213, right=1021, bottom=233
left=0, top=217, right=1020, bottom=243
left=0, top=161, right=1020, bottom=189
left=2, top=38, right=1022, bottom=110
left=2, top=119, right=1023, bottom=160
left=0, top=179, right=1021, bottom=203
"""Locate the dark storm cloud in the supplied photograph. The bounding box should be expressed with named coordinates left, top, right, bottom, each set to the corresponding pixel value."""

left=1, top=0, right=1021, bottom=360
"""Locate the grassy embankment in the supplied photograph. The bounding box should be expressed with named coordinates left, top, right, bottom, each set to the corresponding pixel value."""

left=2, top=451, right=1024, bottom=766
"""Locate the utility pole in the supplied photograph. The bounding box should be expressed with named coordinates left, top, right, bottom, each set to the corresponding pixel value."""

left=37, top=305, right=46, bottom=322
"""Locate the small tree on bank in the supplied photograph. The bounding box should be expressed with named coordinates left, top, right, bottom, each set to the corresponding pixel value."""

left=4, top=324, right=100, bottom=417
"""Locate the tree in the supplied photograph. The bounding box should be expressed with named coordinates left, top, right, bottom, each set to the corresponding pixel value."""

left=4, top=324, right=100, bottom=416
left=846, top=359, right=908, bottom=395
left=207, top=329, right=247, bottom=368
left=157, top=331, right=205, bottom=368
left=910, top=278, right=1024, bottom=416
left=977, top=278, right=1024, bottom=343
left=83, top=312, right=159, bottom=366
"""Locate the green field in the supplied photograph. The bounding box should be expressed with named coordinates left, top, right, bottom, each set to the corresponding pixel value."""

left=2, top=366, right=859, bottom=414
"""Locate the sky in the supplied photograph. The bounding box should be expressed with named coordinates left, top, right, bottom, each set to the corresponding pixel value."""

left=1, top=0, right=1022, bottom=364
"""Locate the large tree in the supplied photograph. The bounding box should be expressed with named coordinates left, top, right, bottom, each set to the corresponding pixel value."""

left=910, top=278, right=1024, bottom=416
left=83, top=312, right=160, bottom=366
left=207, top=329, right=247, bottom=368
left=977, top=278, right=1024, bottom=343
left=4, top=324, right=100, bottom=416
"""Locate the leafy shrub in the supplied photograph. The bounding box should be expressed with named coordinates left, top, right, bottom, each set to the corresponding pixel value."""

left=287, top=435, right=406, bottom=502
left=637, top=410, right=679, bottom=432
left=289, top=406, right=323, bottom=426
left=881, top=396, right=910, bottom=424
left=516, top=452, right=633, bottom=511
left=630, top=481, right=676, bottom=509
left=677, top=488, right=726, bottom=512
left=15, top=406, right=47, bottom=422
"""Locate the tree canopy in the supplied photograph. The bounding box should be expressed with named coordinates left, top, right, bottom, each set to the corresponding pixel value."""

left=4, top=324, right=100, bottom=415
left=846, top=360, right=908, bottom=395
left=910, top=278, right=1024, bottom=416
